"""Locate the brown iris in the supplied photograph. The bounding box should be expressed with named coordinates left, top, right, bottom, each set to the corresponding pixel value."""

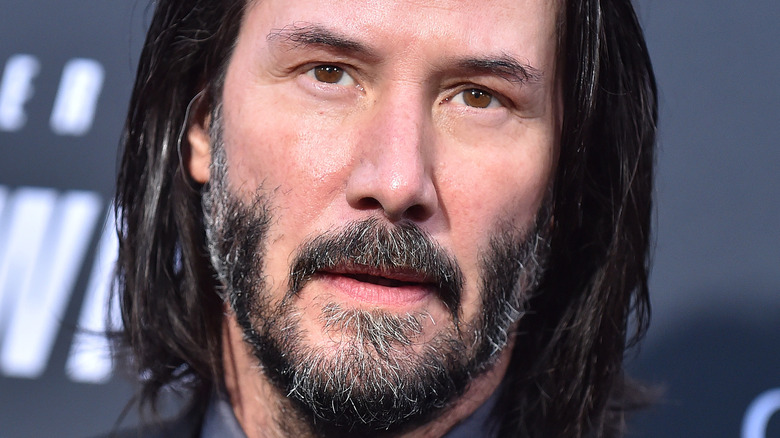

left=463, top=89, right=493, bottom=108
left=313, top=65, right=344, bottom=83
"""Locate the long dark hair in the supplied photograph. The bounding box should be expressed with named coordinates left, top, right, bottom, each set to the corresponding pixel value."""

left=492, top=1, right=656, bottom=436
left=115, top=0, right=657, bottom=436
left=115, top=0, right=245, bottom=418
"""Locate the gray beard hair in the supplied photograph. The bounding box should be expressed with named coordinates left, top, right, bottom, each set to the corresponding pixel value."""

left=202, top=106, right=551, bottom=436
left=319, top=302, right=427, bottom=355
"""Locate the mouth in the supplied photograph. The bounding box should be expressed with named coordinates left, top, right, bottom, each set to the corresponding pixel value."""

left=316, top=265, right=436, bottom=306
left=343, top=273, right=420, bottom=287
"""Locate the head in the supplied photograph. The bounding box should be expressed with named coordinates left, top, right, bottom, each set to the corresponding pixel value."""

left=116, top=0, right=656, bottom=437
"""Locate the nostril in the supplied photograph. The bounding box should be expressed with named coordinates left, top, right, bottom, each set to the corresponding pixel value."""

left=402, top=204, right=431, bottom=222
left=354, top=196, right=383, bottom=211
left=352, top=195, right=431, bottom=222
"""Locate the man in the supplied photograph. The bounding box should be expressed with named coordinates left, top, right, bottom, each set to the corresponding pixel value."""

left=114, top=0, right=656, bottom=436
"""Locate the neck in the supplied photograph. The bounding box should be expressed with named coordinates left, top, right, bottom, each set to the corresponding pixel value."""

left=221, top=310, right=512, bottom=438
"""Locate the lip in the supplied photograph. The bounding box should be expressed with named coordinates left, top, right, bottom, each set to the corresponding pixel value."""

left=315, top=266, right=436, bottom=307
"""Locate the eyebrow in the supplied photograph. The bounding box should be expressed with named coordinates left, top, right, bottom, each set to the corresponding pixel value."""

left=457, top=57, right=543, bottom=85
left=267, top=24, right=543, bottom=85
left=267, top=23, right=378, bottom=61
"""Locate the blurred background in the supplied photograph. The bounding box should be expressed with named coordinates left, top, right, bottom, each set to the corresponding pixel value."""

left=0, top=1, right=777, bottom=436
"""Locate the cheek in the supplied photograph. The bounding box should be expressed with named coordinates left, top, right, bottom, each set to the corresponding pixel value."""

left=443, top=148, right=553, bottom=240
left=438, top=135, right=554, bottom=315
left=219, top=103, right=355, bottom=292
left=221, top=86, right=357, bottom=224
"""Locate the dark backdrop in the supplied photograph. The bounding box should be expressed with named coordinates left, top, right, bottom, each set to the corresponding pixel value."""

left=0, top=1, right=777, bottom=437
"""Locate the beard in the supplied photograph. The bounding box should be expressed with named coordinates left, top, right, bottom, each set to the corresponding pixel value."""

left=202, top=110, right=551, bottom=436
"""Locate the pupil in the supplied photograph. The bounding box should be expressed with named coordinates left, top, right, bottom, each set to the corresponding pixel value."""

left=465, top=89, right=492, bottom=108
left=314, top=66, right=343, bottom=83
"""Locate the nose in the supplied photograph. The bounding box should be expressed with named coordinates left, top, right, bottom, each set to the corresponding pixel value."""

left=345, top=95, right=438, bottom=222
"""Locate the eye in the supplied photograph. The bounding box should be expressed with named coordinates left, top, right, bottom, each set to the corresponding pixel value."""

left=306, top=65, right=357, bottom=87
left=451, top=88, right=502, bottom=109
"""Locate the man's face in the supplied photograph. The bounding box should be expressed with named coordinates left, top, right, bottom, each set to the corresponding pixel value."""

left=194, top=0, right=560, bottom=433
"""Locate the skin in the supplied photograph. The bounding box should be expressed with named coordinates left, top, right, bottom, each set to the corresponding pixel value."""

left=187, top=0, right=561, bottom=436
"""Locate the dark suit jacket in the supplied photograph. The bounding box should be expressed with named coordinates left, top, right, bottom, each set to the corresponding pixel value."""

left=96, top=404, right=204, bottom=438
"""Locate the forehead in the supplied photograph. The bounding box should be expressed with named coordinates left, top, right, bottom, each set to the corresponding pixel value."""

left=239, top=0, right=560, bottom=70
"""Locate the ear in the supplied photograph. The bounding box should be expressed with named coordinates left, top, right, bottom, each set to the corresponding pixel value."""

left=186, top=108, right=212, bottom=184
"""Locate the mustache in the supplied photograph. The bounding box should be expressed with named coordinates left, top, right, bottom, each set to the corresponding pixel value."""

left=288, top=218, right=465, bottom=325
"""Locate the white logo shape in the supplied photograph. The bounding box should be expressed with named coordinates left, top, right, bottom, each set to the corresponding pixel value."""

left=0, top=54, right=40, bottom=132
left=742, top=388, right=780, bottom=438
left=0, top=187, right=102, bottom=378
left=50, top=58, right=104, bottom=136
